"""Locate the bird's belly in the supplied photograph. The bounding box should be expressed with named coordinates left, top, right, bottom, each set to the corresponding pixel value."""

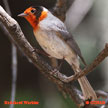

left=34, top=31, right=74, bottom=59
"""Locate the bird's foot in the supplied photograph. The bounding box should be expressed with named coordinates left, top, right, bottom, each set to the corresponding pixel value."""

left=56, top=57, right=65, bottom=71
left=50, top=68, right=58, bottom=75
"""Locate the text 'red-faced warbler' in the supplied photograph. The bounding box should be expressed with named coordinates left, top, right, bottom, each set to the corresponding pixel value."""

left=18, top=6, right=97, bottom=101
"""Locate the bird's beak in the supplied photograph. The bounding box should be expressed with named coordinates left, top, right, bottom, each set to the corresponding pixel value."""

left=18, top=13, right=28, bottom=17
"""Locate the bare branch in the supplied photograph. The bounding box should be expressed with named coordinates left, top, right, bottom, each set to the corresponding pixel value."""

left=52, top=0, right=74, bottom=21
left=51, top=43, right=108, bottom=83
left=48, top=43, right=108, bottom=83
left=52, top=43, right=108, bottom=83
left=68, top=43, right=108, bottom=82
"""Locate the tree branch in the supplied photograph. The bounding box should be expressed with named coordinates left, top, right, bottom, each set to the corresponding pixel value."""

left=52, top=0, right=74, bottom=21
left=45, top=43, right=108, bottom=84
left=68, top=43, right=108, bottom=82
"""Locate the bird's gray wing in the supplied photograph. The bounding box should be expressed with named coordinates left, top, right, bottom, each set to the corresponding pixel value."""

left=47, top=16, right=86, bottom=65
left=56, top=30, right=86, bottom=65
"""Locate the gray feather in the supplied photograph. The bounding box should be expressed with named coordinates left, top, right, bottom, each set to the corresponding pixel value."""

left=56, top=30, right=86, bottom=65
left=40, top=11, right=86, bottom=65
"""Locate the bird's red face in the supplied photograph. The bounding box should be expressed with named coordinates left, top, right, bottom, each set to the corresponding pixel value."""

left=18, top=6, right=48, bottom=30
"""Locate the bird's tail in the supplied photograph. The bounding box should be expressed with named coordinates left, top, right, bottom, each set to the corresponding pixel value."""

left=72, top=65, right=97, bottom=101
left=78, top=75, right=97, bottom=100
left=66, top=57, right=97, bottom=101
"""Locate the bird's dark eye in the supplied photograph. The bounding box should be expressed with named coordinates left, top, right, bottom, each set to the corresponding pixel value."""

left=31, top=9, right=36, bottom=13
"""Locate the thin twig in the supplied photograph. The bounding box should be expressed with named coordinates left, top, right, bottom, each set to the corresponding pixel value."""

left=2, top=1, right=17, bottom=108
left=55, top=43, right=108, bottom=83
left=51, top=43, right=108, bottom=83
left=52, top=0, right=74, bottom=21
left=67, top=43, right=108, bottom=82
left=50, top=43, right=108, bottom=83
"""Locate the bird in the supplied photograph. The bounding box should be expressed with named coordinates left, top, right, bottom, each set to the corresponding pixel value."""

left=18, top=6, right=97, bottom=101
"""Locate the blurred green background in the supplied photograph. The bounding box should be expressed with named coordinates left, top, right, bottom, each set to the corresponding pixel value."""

left=0, top=0, right=108, bottom=108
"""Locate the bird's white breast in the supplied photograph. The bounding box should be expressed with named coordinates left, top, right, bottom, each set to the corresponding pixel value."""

left=34, top=28, right=74, bottom=59
left=33, top=12, right=75, bottom=59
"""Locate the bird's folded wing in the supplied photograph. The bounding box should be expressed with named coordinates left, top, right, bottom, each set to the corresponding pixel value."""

left=56, top=30, right=86, bottom=65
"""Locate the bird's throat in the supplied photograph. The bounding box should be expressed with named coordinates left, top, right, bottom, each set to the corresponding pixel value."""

left=25, top=16, right=39, bottom=30
left=25, top=10, right=48, bottom=30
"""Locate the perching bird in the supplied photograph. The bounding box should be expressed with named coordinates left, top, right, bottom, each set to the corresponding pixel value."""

left=18, top=6, right=97, bottom=100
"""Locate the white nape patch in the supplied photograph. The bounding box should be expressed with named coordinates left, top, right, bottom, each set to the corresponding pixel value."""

left=43, top=7, right=48, bottom=12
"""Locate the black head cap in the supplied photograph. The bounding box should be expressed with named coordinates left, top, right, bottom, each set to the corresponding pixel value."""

left=31, top=6, right=43, bottom=20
